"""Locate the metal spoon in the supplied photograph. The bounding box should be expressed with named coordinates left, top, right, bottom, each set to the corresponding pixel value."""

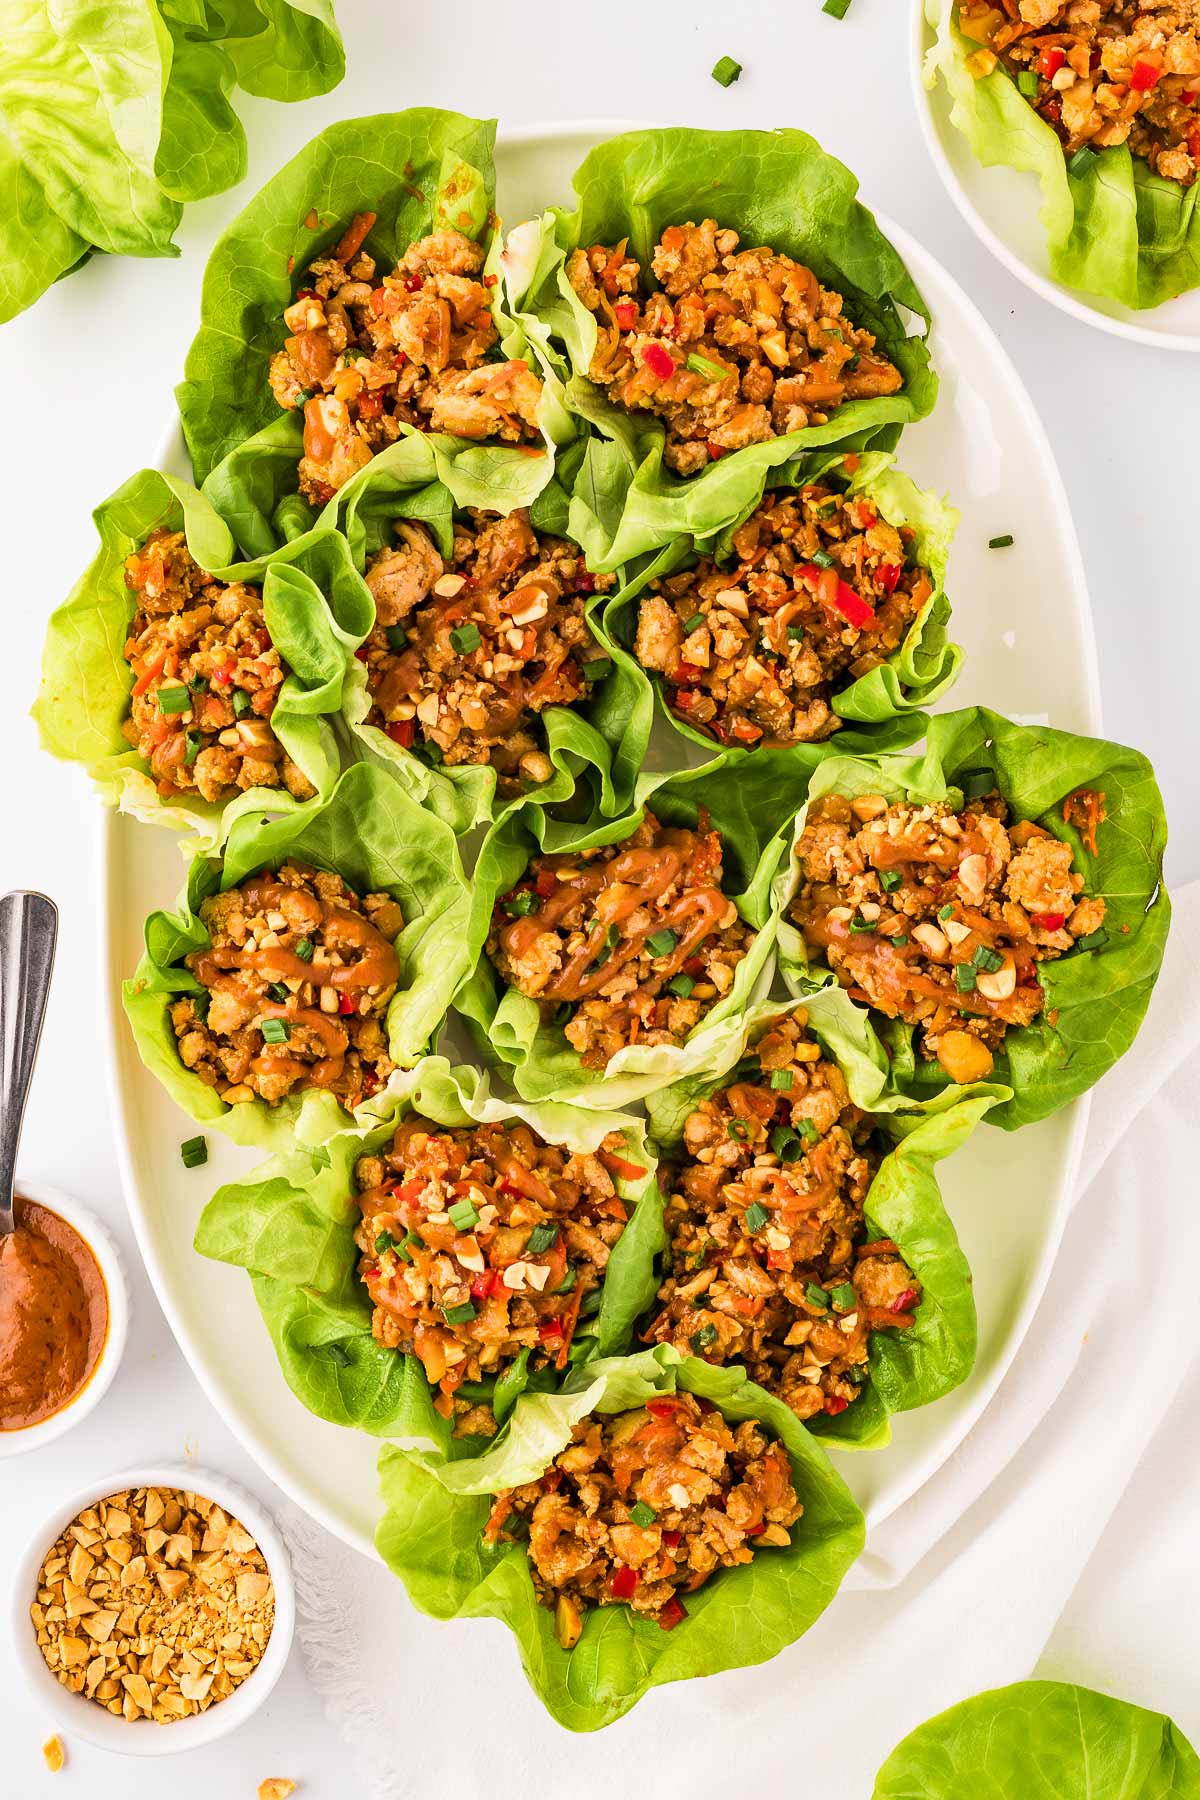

left=0, top=891, right=59, bottom=1238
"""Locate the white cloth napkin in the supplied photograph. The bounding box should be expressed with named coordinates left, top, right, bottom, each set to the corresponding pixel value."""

left=282, top=881, right=1200, bottom=1800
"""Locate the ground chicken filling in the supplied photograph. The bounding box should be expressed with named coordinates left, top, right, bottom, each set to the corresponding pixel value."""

left=170, top=861, right=403, bottom=1107
left=121, top=530, right=316, bottom=805
left=482, top=1390, right=802, bottom=1643
left=353, top=1118, right=638, bottom=1433
left=960, top=0, right=1200, bottom=182
left=269, top=215, right=544, bottom=504
left=359, top=508, right=613, bottom=786
left=487, top=811, right=757, bottom=1070
left=790, top=789, right=1108, bottom=1083
left=645, top=1014, right=919, bottom=1422
left=635, top=483, right=933, bottom=747
left=566, top=220, right=903, bottom=475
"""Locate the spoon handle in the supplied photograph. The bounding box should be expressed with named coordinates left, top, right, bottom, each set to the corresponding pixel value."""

left=0, top=891, right=59, bottom=1236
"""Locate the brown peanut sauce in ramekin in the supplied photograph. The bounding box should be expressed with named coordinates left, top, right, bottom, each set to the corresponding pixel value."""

left=0, top=1195, right=108, bottom=1431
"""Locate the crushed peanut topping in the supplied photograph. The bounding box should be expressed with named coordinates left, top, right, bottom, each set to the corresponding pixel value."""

left=360, top=508, right=612, bottom=788
left=269, top=218, right=543, bottom=504
left=645, top=1013, right=919, bottom=1422
left=566, top=220, right=902, bottom=475
left=122, top=531, right=315, bottom=806
left=30, top=1487, right=274, bottom=1724
left=258, top=1781, right=297, bottom=1800
left=636, top=483, right=932, bottom=747
left=790, top=789, right=1107, bottom=1082
left=42, top=1735, right=65, bottom=1772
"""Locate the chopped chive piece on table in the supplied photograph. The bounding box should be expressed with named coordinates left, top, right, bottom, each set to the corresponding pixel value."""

left=527, top=1222, right=559, bottom=1253
left=744, top=1201, right=770, bottom=1233
left=157, top=686, right=190, bottom=715
left=711, top=54, right=742, bottom=86
left=180, top=1135, right=207, bottom=1169
left=646, top=928, right=678, bottom=957
left=770, top=1069, right=794, bottom=1091
left=450, top=623, right=481, bottom=655
left=260, top=1017, right=290, bottom=1043
left=822, top=0, right=852, bottom=15
left=447, top=1198, right=480, bottom=1232
left=630, top=1500, right=658, bottom=1526
left=441, top=1301, right=477, bottom=1326
left=988, top=534, right=1014, bottom=549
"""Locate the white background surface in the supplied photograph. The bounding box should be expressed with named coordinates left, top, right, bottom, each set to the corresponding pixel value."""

left=0, top=2, right=1196, bottom=1795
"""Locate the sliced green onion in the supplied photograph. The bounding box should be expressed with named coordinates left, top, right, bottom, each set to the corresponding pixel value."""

left=796, top=1118, right=821, bottom=1145
left=582, top=657, right=612, bottom=682
left=685, top=351, right=730, bottom=382
left=988, top=534, right=1014, bottom=550
left=770, top=1069, right=794, bottom=1091
left=630, top=1499, right=659, bottom=1526
left=552, top=1001, right=572, bottom=1027
left=822, top=0, right=852, bottom=15
left=646, top=928, right=678, bottom=958
left=683, top=611, right=706, bottom=635
left=727, top=1119, right=750, bottom=1141
left=805, top=1282, right=830, bottom=1310
left=295, top=936, right=314, bottom=962
left=184, top=731, right=204, bottom=767
left=831, top=1282, right=857, bottom=1312
left=503, top=890, right=539, bottom=917
left=232, top=687, right=253, bottom=718
left=1017, top=70, right=1040, bottom=96
left=180, top=1135, right=207, bottom=1169
left=450, top=623, right=481, bottom=655
left=1069, top=146, right=1098, bottom=176
left=294, top=386, right=316, bottom=408
left=267, top=981, right=289, bottom=1003
left=849, top=915, right=877, bottom=933
left=553, top=1263, right=578, bottom=1295
left=973, top=945, right=1004, bottom=973
left=811, top=549, right=834, bottom=569
left=879, top=869, right=903, bottom=893
left=260, top=1017, right=290, bottom=1043
left=960, top=769, right=995, bottom=801
left=711, top=53, right=743, bottom=86
left=374, top=1230, right=400, bottom=1255
left=447, top=1198, right=480, bottom=1232
left=769, top=1125, right=797, bottom=1159
left=326, top=1342, right=350, bottom=1367
left=892, top=934, right=909, bottom=948
left=787, top=624, right=806, bottom=642
left=527, top=1222, right=559, bottom=1254
left=386, top=623, right=408, bottom=651
left=744, top=1201, right=770, bottom=1233
left=441, top=1300, right=477, bottom=1326
left=689, top=1325, right=717, bottom=1354
left=938, top=903, right=955, bottom=921
left=187, top=673, right=208, bottom=694
left=731, top=1055, right=761, bottom=1082
left=667, top=973, right=695, bottom=998
left=157, top=685, right=190, bottom=716
left=417, top=740, right=444, bottom=766
left=955, top=965, right=978, bottom=993
left=1076, top=927, right=1109, bottom=952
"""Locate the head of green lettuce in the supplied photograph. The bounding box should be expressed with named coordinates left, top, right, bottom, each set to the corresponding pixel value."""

left=122, top=762, right=475, bottom=1152
left=32, top=469, right=370, bottom=856
left=377, top=1345, right=866, bottom=1731
left=773, top=707, right=1170, bottom=1130
left=502, top=125, right=938, bottom=570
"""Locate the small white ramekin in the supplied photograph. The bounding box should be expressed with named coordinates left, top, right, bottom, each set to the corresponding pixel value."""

left=10, top=1461, right=296, bottom=1756
left=0, top=1182, right=130, bottom=1458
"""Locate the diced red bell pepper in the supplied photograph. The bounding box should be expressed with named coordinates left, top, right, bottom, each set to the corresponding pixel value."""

left=658, top=1595, right=688, bottom=1631
left=541, top=1467, right=563, bottom=1492
left=405, top=273, right=424, bottom=292
left=483, top=273, right=498, bottom=288
left=675, top=661, right=704, bottom=684
left=707, top=441, right=727, bottom=461
left=646, top=1398, right=680, bottom=1420
left=470, top=1269, right=503, bottom=1302
left=1030, top=911, right=1065, bottom=930
left=672, top=688, right=696, bottom=711
left=535, top=869, right=557, bottom=898
left=1188, top=121, right=1200, bottom=160
left=386, top=719, right=415, bottom=748
left=357, top=389, right=384, bottom=420
left=369, top=286, right=399, bottom=317
left=730, top=719, right=763, bottom=744
left=890, top=1287, right=920, bottom=1315
left=824, top=1394, right=850, bottom=1416
left=575, top=571, right=596, bottom=594
left=393, top=1176, right=425, bottom=1207
left=641, top=342, right=676, bottom=380
left=1037, top=46, right=1065, bottom=79
left=1130, top=60, right=1161, bottom=91
left=614, top=300, right=637, bottom=329
left=599, top=1151, right=647, bottom=1183
left=746, top=1522, right=766, bottom=1536
left=610, top=1565, right=639, bottom=1601
left=354, top=645, right=369, bottom=663
left=662, top=1529, right=682, bottom=1550
left=682, top=956, right=704, bottom=977
left=877, top=563, right=903, bottom=595
left=832, top=579, right=877, bottom=629
left=537, top=1316, right=565, bottom=1341
left=338, top=993, right=357, bottom=1017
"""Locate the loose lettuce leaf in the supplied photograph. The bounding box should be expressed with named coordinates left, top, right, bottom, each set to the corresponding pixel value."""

left=177, top=110, right=563, bottom=539
left=601, top=449, right=961, bottom=764
left=510, top=127, right=938, bottom=569
left=873, top=1679, right=1200, bottom=1798
left=195, top=1056, right=666, bottom=1444
left=924, top=0, right=1200, bottom=311
left=647, top=989, right=993, bottom=1449
left=32, top=468, right=366, bottom=853
left=774, top=707, right=1170, bottom=1130
left=377, top=1345, right=865, bottom=1730
left=453, top=751, right=814, bottom=1111
left=316, top=454, right=653, bottom=832
left=121, top=762, right=474, bottom=1150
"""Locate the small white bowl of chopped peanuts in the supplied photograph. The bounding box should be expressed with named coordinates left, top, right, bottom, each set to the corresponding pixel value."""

left=10, top=1462, right=295, bottom=1755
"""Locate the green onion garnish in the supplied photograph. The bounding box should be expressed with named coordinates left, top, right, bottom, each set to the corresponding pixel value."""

left=157, top=685, right=190, bottom=716
left=552, top=1002, right=572, bottom=1027
left=504, top=890, right=539, bottom=917
left=988, top=534, right=1014, bottom=550
left=184, top=731, right=204, bottom=767
left=267, top=981, right=289, bottom=1003
left=831, top=1283, right=857, bottom=1312
left=880, top=869, right=903, bottom=893
left=646, top=928, right=678, bottom=958
left=892, top=934, right=909, bottom=948
left=374, top=1230, right=400, bottom=1255
left=1076, top=927, right=1108, bottom=952
left=787, top=624, right=806, bottom=642
left=960, top=769, right=995, bottom=801
left=1017, top=70, right=1039, bottom=96
left=955, top=965, right=978, bottom=993
left=553, top=1263, right=578, bottom=1294
left=630, top=1500, right=659, bottom=1526
left=386, top=624, right=408, bottom=651
left=260, top=1017, right=290, bottom=1043
left=1069, top=146, right=1098, bottom=176
left=441, top=1301, right=477, bottom=1326
left=796, top=1118, right=821, bottom=1145
left=582, top=657, right=612, bottom=682
left=686, top=351, right=730, bottom=383
left=939, top=903, right=955, bottom=921
left=295, top=936, right=314, bottom=962
left=811, top=549, right=834, bottom=569
left=822, top=0, right=852, bottom=14
left=180, top=1135, right=207, bottom=1169
left=769, top=1125, right=797, bottom=1158
left=711, top=53, right=743, bottom=86
left=683, top=611, right=706, bottom=635
left=450, top=623, right=481, bottom=655
left=744, top=1201, right=770, bottom=1233
left=805, top=1282, right=830, bottom=1310
left=418, top=740, right=444, bottom=766
left=728, top=1119, right=750, bottom=1141
left=187, top=673, right=208, bottom=694
left=731, top=1055, right=761, bottom=1082
left=447, top=1198, right=480, bottom=1232
left=689, top=1325, right=717, bottom=1354
left=849, top=915, right=877, bottom=933
left=973, top=945, right=1004, bottom=973
left=527, top=1222, right=559, bottom=1253
left=668, top=974, right=695, bottom=998
left=294, top=387, right=316, bottom=408
left=770, top=1069, right=794, bottom=1091
left=326, top=1342, right=350, bottom=1367
left=232, top=687, right=253, bottom=718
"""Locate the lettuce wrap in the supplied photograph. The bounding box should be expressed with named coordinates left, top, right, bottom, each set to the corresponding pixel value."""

left=873, top=1679, right=1200, bottom=1798
left=774, top=707, right=1170, bottom=1130
left=924, top=0, right=1200, bottom=311
left=643, top=987, right=994, bottom=1450
left=122, top=761, right=473, bottom=1150
left=453, top=750, right=816, bottom=1111
left=598, top=449, right=961, bottom=761
left=307, top=453, right=654, bottom=832
left=505, top=126, right=938, bottom=569
left=176, top=110, right=567, bottom=541
left=193, top=1054, right=665, bottom=1448
left=32, top=468, right=368, bottom=853
left=376, top=1345, right=865, bottom=1731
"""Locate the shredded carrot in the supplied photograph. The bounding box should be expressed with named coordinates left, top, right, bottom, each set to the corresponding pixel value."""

left=1062, top=787, right=1106, bottom=856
